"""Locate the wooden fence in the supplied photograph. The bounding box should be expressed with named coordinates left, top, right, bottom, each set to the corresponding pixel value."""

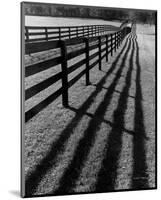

left=25, top=26, right=131, bottom=122
left=25, top=24, right=119, bottom=43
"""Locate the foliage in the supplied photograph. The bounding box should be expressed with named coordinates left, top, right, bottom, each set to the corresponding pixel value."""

left=24, top=3, right=156, bottom=24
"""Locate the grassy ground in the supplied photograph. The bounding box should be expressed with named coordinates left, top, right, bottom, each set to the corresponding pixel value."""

left=24, top=24, right=156, bottom=197
left=25, top=16, right=121, bottom=27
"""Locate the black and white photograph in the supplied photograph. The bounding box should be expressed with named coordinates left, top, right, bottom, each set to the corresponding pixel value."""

left=21, top=1, right=157, bottom=198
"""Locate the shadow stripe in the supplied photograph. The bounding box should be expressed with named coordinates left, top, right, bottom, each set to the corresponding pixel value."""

left=95, top=34, right=135, bottom=192
left=131, top=34, right=149, bottom=189
left=52, top=36, right=132, bottom=195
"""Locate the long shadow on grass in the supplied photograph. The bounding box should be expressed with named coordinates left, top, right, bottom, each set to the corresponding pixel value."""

left=53, top=36, right=132, bottom=195
left=131, top=35, right=149, bottom=189
left=94, top=35, right=135, bottom=192
left=25, top=35, right=130, bottom=197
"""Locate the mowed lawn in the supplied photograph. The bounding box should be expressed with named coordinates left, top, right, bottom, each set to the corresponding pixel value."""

left=24, top=22, right=156, bottom=196
left=25, top=16, right=121, bottom=27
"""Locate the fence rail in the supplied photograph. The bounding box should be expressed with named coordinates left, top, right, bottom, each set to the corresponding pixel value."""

left=25, top=26, right=131, bottom=122
left=25, top=24, right=119, bottom=43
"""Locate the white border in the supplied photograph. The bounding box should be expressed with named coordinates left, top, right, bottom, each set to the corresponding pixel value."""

left=0, top=0, right=159, bottom=199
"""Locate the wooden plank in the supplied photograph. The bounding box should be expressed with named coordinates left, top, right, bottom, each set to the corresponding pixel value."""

left=68, top=69, right=86, bottom=88
left=25, top=72, right=62, bottom=100
left=89, top=51, right=99, bottom=61
left=25, top=40, right=60, bottom=54
left=47, top=31, right=59, bottom=34
left=89, top=43, right=98, bottom=51
left=25, top=56, right=62, bottom=77
left=67, top=48, right=85, bottom=60
left=89, top=59, right=99, bottom=70
left=68, top=58, right=86, bottom=74
left=65, top=37, right=85, bottom=46
left=101, top=46, right=106, bottom=53
left=28, top=32, right=46, bottom=36
left=101, top=52, right=106, bottom=60
left=25, top=87, right=62, bottom=122
left=25, top=37, right=47, bottom=43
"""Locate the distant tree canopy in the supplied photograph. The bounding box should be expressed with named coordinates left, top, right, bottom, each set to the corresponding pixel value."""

left=24, top=3, right=156, bottom=24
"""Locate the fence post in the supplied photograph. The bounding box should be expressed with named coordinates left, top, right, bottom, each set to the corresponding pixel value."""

left=25, top=27, right=29, bottom=43
left=45, top=27, right=48, bottom=41
left=83, top=26, right=85, bottom=37
left=118, top=31, right=121, bottom=47
left=81, top=27, right=83, bottom=37
left=98, top=36, right=102, bottom=70
left=111, top=34, right=113, bottom=56
left=115, top=33, right=117, bottom=52
left=92, top=26, right=93, bottom=36
left=59, top=27, right=61, bottom=40
left=76, top=27, right=78, bottom=37
left=106, top=35, right=108, bottom=62
left=84, top=38, right=90, bottom=85
left=69, top=27, right=71, bottom=39
left=60, top=40, right=68, bottom=107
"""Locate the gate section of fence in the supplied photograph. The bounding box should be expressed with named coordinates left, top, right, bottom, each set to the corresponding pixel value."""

left=25, top=27, right=131, bottom=123
left=25, top=24, right=119, bottom=43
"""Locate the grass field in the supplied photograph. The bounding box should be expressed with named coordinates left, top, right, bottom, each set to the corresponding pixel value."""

left=25, top=16, right=121, bottom=27
left=24, top=22, right=156, bottom=197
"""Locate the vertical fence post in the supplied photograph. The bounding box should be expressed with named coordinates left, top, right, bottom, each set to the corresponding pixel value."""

left=118, top=31, right=120, bottom=47
left=59, top=27, right=61, bottom=40
left=45, top=27, right=48, bottom=41
left=69, top=27, right=71, bottom=39
left=111, top=34, right=113, bottom=56
left=60, top=40, right=68, bottom=107
left=115, top=33, right=117, bottom=52
left=25, top=27, right=29, bottom=43
left=116, top=32, right=118, bottom=49
left=106, top=35, right=108, bottom=62
left=83, top=26, right=85, bottom=37
left=98, top=36, right=102, bottom=70
left=84, top=38, right=90, bottom=85
left=91, top=26, right=93, bottom=37
left=76, top=27, right=78, bottom=37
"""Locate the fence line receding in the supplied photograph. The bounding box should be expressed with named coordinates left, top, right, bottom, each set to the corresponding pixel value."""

left=25, top=26, right=131, bottom=122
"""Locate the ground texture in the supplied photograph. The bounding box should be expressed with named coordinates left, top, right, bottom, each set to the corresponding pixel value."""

left=24, top=24, right=156, bottom=197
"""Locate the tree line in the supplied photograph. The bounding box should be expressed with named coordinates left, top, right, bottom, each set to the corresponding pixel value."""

left=24, top=3, right=156, bottom=24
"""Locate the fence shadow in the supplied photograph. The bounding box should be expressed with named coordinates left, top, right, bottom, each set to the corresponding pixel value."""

left=95, top=35, right=135, bottom=192
left=131, top=36, right=149, bottom=189
left=53, top=36, right=132, bottom=195
left=25, top=35, right=130, bottom=197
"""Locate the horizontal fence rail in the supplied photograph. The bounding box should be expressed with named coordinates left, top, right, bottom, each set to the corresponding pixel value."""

left=25, top=26, right=131, bottom=122
left=25, top=24, right=120, bottom=43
